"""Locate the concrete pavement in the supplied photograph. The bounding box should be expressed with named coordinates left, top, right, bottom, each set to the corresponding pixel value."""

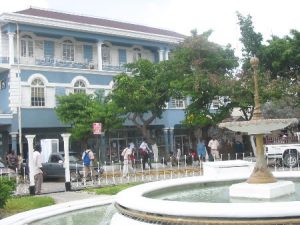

left=34, top=180, right=104, bottom=203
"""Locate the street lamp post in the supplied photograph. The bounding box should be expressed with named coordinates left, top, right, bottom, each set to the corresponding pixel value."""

left=246, top=57, right=277, bottom=184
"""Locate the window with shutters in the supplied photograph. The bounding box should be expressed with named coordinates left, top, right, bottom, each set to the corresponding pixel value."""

left=44, top=40, right=54, bottom=59
left=118, top=49, right=127, bottom=65
left=83, top=45, right=93, bottom=63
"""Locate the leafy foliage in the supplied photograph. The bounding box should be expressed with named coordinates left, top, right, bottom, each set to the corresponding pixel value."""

left=261, top=30, right=300, bottom=81
left=55, top=92, right=123, bottom=142
left=110, top=59, right=179, bottom=140
left=236, top=13, right=300, bottom=120
left=0, top=178, right=16, bottom=208
left=171, top=31, right=238, bottom=129
left=237, top=12, right=263, bottom=59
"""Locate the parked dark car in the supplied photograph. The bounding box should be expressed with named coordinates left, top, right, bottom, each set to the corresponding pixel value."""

left=22, top=152, right=102, bottom=181
left=42, top=152, right=83, bottom=181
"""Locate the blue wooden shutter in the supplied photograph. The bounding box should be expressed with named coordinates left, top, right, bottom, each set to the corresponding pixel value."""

left=83, top=45, right=93, bottom=63
left=44, top=41, right=54, bottom=59
left=118, top=49, right=127, bottom=65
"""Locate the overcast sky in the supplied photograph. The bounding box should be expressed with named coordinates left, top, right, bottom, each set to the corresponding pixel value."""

left=1, top=0, right=300, bottom=56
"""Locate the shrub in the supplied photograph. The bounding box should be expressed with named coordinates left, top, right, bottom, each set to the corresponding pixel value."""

left=0, top=177, right=16, bottom=208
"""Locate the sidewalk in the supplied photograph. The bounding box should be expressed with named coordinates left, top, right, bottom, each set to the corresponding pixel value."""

left=34, top=181, right=109, bottom=203
left=42, top=190, right=104, bottom=204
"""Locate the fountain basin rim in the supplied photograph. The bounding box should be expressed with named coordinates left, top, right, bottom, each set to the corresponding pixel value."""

left=116, top=171, right=300, bottom=219
left=218, top=118, right=298, bottom=134
left=0, top=195, right=115, bottom=225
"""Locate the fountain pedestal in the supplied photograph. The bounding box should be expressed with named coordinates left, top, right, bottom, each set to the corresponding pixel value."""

left=230, top=181, right=295, bottom=199
left=218, top=57, right=298, bottom=200
left=203, top=160, right=254, bottom=178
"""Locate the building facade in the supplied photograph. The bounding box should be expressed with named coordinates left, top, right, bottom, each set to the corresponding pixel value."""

left=0, top=7, right=199, bottom=162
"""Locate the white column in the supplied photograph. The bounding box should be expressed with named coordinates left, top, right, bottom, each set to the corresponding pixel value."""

left=0, top=31, right=2, bottom=58
left=8, top=32, right=15, bottom=65
left=61, top=133, right=71, bottom=190
left=165, top=49, right=170, bottom=60
left=158, top=49, right=164, bottom=62
left=97, top=41, right=103, bottom=71
left=25, top=135, right=36, bottom=194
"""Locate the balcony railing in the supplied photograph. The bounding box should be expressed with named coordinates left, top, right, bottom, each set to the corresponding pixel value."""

left=34, top=57, right=97, bottom=70
left=102, top=64, right=130, bottom=72
left=0, top=56, right=133, bottom=72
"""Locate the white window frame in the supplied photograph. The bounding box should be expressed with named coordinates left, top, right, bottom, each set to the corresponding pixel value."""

left=133, top=48, right=142, bottom=62
left=170, top=98, right=185, bottom=109
left=62, top=40, right=74, bottom=61
left=102, top=44, right=110, bottom=64
left=31, top=78, right=45, bottom=107
left=74, top=79, right=86, bottom=93
left=21, top=35, right=34, bottom=57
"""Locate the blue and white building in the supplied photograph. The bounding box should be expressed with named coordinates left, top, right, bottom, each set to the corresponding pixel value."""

left=0, top=7, right=200, bottom=162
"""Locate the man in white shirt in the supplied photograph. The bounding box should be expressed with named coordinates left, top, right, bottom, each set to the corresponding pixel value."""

left=33, top=145, right=43, bottom=194
left=208, top=137, right=220, bottom=160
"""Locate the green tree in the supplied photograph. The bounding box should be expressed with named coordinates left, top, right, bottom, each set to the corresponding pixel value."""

left=55, top=92, right=123, bottom=144
left=236, top=13, right=300, bottom=120
left=170, top=31, right=239, bottom=139
left=110, top=59, right=178, bottom=142
left=261, top=30, right=300, bottom=81
left=237, top=12, right=263, bottom=59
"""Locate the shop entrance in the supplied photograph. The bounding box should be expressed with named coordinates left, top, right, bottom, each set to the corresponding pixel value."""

left=108, top=138, right=127, bottom=163
left=174, top=135, right=191, bottom=156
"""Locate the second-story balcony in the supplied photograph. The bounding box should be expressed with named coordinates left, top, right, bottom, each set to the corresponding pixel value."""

left=0, top=55, right=133, bottom=73
left=0, top=32, right=161, bottom=73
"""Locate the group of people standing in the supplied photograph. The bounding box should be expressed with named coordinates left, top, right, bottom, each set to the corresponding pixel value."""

left=121, top=139, right=153, bottom=178
left=195, top=137, right=220, bottom=162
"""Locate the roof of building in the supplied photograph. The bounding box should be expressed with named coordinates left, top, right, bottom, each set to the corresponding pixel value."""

left=15, top=7, right=185, bottom=39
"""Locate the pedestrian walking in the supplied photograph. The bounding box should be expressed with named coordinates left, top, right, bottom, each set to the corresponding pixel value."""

left=208, top=137, right=220, bottom=160
left=197, top=140, right=207, bottom=162
left=121, top=144, right=134, bottom=177
left=139, top=139, right=152, bottom=169
left=82, top=147, right=95, bottom=182
left=33, top=145, right=43, bottom=194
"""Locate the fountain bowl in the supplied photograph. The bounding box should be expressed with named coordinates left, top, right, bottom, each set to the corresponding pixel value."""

left=112, top=171, right=300, bottom=225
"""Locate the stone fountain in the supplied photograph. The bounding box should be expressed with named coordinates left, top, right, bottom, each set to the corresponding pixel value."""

left=109, top=57, right=300, bottom=224
left=3, top=58, right=299, bottom=225
left=219, top=57, right=298, bottom=199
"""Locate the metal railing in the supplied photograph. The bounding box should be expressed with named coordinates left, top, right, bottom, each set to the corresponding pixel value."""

left=3, top=150, right=299, bottom=196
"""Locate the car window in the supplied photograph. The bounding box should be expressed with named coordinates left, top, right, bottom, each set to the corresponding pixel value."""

left=60, top=153, right=80, bottom=162
left=50, top=155, right=61, bottom=163
left=69, top=155, right=80, bottom=162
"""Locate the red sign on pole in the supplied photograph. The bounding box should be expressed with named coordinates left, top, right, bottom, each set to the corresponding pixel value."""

left=93, top=123, right=102, bottom=135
